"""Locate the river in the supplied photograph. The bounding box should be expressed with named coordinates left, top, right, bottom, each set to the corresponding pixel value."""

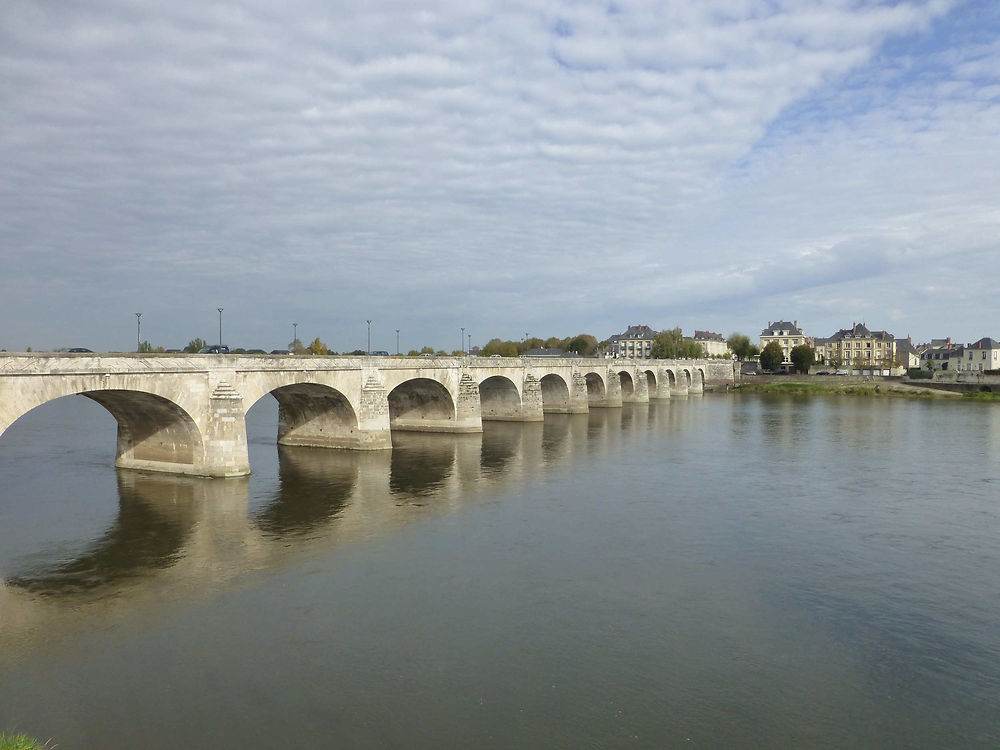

left=1, top=393, right=998, bottom=748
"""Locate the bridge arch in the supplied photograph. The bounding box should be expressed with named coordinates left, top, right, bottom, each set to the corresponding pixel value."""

left=388, top=378, right=457, bottom=431
left=642, top=369, right=657, bottom=395
left=255, top=383, right=361, bottom=450
left=1, top=387, right=205, bottom=475
left=478, top=375, right=523, bottom=421
left=584, top=372, right=606, bottom=404
left=618, top=370, right=636, bottom=400
left=539, top=373, right=571, bottom=413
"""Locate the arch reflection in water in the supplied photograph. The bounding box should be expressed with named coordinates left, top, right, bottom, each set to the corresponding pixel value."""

left=7, top=472, right=202, bottom=596
left=253, top=445, right=360, bottom=537
left=389, top=432, right=459, bottom=500
left=480, top=422, right=522, bottom=477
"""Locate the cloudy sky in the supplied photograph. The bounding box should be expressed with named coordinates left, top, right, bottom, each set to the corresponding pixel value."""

left=2, top=0, right=997, bottom=353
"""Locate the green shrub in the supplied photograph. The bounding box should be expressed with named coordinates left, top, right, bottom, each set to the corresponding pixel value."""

left=0, top=733, right=47, bottom=750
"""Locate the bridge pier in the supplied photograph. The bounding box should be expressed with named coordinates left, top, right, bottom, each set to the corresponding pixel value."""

left=184, top=381, right=252, bottom=477
left=634, top=371, right=651, bottom=403
left=653, top=369, right=672, bottom=399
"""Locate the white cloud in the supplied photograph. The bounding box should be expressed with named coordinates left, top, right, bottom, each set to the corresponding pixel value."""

left=1, top=0, right=996, bottom=351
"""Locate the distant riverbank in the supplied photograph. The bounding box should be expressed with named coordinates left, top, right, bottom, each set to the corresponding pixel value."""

left=732, top=378, right=1000, bottom=400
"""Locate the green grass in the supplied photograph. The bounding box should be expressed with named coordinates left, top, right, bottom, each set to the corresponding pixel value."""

left=0, top=733, right=49, bottom=750
left=961, top=390, right=1000, bottom=401
left=733, top=381, right=948, bottom=398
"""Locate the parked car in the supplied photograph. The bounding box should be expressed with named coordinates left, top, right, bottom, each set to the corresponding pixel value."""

left=59, top=347, right=93, bottom=353
left=834, top=370, right=849, bottom=376
left=490, top=354, right=503, bottom=358
left=270, top=349, right=291, bottom=355
left=198, top=345, right=230, bottom=354
left=815, top=371, right=830, bottom=376
left=371, top=350, right=389, bottom=356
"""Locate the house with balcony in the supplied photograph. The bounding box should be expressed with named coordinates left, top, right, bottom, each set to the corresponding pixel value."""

left=816, top=322, right=900, bottom=374
left=607, top=324, right=656, bottom=359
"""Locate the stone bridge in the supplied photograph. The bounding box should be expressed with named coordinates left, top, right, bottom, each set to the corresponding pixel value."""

left=0, top=354, right=735, bottom=477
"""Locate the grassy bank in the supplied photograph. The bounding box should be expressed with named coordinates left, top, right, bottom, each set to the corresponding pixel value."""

left=732, top=381, right=963, bottom=399
left=0, top=733, right=48, bottom=750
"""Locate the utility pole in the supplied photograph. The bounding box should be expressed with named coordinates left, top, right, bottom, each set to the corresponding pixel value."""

left=135, top=312, right=142, bottom=352
left=366, top=320, right=372, bottom=355
left=217, top=308, right=223, bottom=348
left=461, top=327, right=465, bottom=354
left=395, top=329, right=400, bottom=356
left=293, top=322, right=297, bottom=352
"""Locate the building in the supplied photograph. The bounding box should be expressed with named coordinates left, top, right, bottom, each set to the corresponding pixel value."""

left=607, top=324, right=656, bottom=359
left=816, top=322, right=900, bottom=374
left=916, top=338, right=958, bottom=371
left=759, top=321, right=807, bottom=369
left=955, top=338, right=1000, bottom=373
left=691, top=330, right=730, bottom=358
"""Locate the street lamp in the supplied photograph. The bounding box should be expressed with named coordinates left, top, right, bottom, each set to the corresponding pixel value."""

left=461, top=327, right=465, bottom=355
left=293, top=322, right=298, bottom=352
left=366, top=320, right=372, bottom=355
left=135, top=312, right=142, bottom=352
left=217, top=308, right=224, bottom=348
left=395, top=329, right=400, bottom=356
left=468, top=333, right=471, bottom=353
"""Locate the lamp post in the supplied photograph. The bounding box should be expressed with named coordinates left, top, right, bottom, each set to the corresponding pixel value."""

left=217, top=308, right=223, bottom=349
left=461, top=327, right=465, bottom=354
left=293, top=322, right=298, bottom=352
left=395, top=329, right=400, bottom=356
left=468, top=333, right=471, bottom=353
left=135, top=312, right=142, bottom=352
left=366, top=320, right=372, bottom=355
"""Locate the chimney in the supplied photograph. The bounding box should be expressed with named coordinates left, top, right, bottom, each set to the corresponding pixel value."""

left=793, top=320, right=797, bottom=329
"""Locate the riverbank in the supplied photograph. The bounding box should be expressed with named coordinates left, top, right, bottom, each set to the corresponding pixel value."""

left=730, top=379, right=996, bottom=399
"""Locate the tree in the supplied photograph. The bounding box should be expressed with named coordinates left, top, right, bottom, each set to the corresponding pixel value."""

left=482, top=338, right=519, bottom=357
left=183, top=338, right=206, bottom=353
left=759, top=341, right=784, bottom=371
left=289, top=337, right=306, bottom=355
left=790, top=344, right=815, bottom=374
left=138, top=341, right=165, bottom=353
left=306, top=337, right=328, bottom=355
left=651, top=328, right=684, bottom=358
left=567, top=334, right=599, bottom=355
left=727, top=333, right=753, bottom=360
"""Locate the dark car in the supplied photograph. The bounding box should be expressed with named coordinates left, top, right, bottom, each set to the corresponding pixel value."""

left=270, top=349, right=291, bottom=355
left=198, top=345, right=230, bottom=354
left=59, top=347, right=93, bottom=353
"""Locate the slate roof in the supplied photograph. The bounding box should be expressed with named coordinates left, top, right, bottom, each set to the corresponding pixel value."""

left=966, top=337, right=1000, bottom=349
left=827, top=322, right=893, bottom=341
left=761, top=321, right=804, bottom=336
left=693, top=330, right=724, bottom=341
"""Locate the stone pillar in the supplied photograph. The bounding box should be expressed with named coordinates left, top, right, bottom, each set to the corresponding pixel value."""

left=671, top=370, right=689, bottom=397
left=199, top=380, right=251, bottom=477
left=604, top=368, right=623, bottom=407
left=655, top=369, right=672, bottom=399
left=455, top=372, right=484, bottom=432
left=569, top=371, right=590, bottom=413
left=689, top=369, right=705, bottom=395
left=635, top=371, right=651, bottom=403
left=521, top=375, right=545, bottom=420
left=356, top=374, right=393, bottom=448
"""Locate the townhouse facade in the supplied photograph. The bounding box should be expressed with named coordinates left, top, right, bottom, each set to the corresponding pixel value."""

left=691, top=330, right=730, bottom=358
left=759, top=321, right=807, bottom=369
left=814, top=322, right=901, bottom=374
left=607, top=324, right=656, bottom=359
left=954, top=337, right=1000, bottom=372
